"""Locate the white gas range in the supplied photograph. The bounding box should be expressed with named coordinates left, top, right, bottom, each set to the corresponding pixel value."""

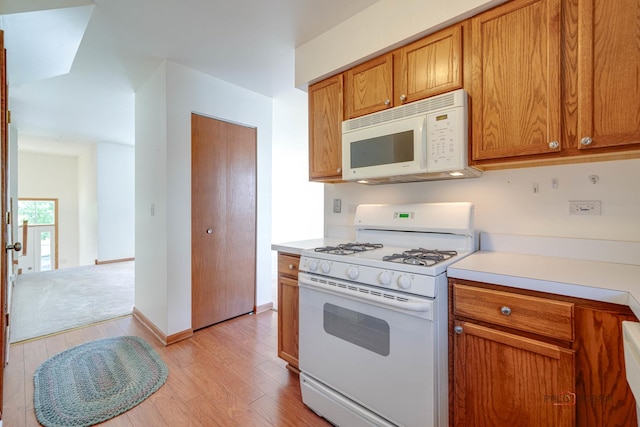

left=298, top=202, right=476, bottom=427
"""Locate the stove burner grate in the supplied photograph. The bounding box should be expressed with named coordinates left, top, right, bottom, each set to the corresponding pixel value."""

left=314, top=242, right=383, bottom=256
left=382, top=248, right=458, bottom=267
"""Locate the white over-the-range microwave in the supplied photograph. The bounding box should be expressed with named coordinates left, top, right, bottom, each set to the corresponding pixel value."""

left=341, top=88, right=481, bottom=184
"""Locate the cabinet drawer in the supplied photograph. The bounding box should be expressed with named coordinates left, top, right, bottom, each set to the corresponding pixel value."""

left=278, top=253, right=300, bottom=279
left=453, top=283, right=574, bottom=341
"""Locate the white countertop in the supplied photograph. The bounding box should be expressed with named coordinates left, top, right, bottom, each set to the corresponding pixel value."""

left=448, top=233, right=640, bottom=319
left=271, top=238, right=346, bottom=256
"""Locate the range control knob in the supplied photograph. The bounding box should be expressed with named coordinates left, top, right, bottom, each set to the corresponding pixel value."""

left=346, top=266, right=359, bottom=280
left=378, top=271, right=392, bottom=286
left=321, top=262, right=331, bottom=274
left=307, top=259, right=318, bottom=272
left=397, top=274, right=412, bottom=289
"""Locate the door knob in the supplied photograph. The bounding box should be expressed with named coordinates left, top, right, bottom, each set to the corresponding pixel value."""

left=6, top=242, right=22, bottom=252
left=206, top=229, right=213, bottom=234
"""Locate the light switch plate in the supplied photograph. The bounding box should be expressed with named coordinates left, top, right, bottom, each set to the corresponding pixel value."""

left=333, top=199, right=342, bottom=213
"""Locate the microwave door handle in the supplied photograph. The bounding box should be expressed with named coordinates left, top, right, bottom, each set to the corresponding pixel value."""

left=420, top=117, right=427, bottom=170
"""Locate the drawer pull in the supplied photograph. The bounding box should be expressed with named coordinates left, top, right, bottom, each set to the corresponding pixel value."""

left=454, top=325, right=463, bottom=335
left=288, top=264, right=295, bottom=270
left=501, top=306, right=512, bottom=316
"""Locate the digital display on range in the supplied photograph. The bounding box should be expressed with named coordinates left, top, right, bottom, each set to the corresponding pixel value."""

left=394, top=212, right=414, bottom=219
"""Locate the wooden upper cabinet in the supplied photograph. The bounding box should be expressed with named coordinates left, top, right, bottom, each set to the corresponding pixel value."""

left=575, top=0, right=640, bottom=151
left=470, top=0, right=562, bottom=161
left=309, top=74, right=344, bottom=181
left=394, top=25, right=463, bottom=106
left=345, top=53, right=393, bottom=119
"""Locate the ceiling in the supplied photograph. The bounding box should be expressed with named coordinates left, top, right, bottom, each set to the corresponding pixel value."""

left=1, top=0, right=379, bottom=149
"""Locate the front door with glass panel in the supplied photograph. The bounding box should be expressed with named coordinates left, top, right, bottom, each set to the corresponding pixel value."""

left=17, top=199, right=57, bottom=273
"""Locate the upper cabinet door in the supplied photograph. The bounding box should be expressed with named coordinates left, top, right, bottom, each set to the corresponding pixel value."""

left=576, top=0, right=640, bottom=151
left=394, top=25, right=463, bottom=106
left=345, top=53, right=393, bottom=119
left=309, top=74, right=344, bottom=181
left=471, top=0, right=562, bottom=161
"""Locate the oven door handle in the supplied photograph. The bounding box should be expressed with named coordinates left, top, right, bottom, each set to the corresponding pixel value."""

left=298, top=273, right=434, bottom=316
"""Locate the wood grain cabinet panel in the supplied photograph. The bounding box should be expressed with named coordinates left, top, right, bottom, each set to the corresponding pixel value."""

left=453, top=283, right=574, bottom=341
left=277, top=254, right=300, bottom=279
left=449, top=279, right=639, bottom=427
left=394, top=25, right=463, bottom=105
left=575, top=0, right=640, bottom=151
left=453, top=320, right=575, bottom=427
left=573, top=306, right=639, bottom=426
left=309, top=75, right=344, bottom=181
left=470, top=0, right=562, bottom=161
left=345, top=53, right=394, bottom=119
left=277, top=253, right=300, bottom=371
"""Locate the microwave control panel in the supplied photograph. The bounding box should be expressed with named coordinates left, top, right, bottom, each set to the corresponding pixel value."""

left=425, top=107, right=466, bottom=172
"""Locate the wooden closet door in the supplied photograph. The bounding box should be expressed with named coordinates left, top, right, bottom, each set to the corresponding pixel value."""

left=191, top=114, right=256, bottom=330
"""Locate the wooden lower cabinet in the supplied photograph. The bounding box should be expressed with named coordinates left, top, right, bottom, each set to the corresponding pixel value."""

left=449, top=279, right=638, bottom=427
left=277, top=252, right=300, bottom=371
left=573, top=306, right=639, bottom=426
left=453, top=320, right=575, bottom=426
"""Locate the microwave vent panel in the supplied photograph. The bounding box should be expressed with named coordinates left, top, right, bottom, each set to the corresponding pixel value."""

left=343, top=89, right=464, bottom=132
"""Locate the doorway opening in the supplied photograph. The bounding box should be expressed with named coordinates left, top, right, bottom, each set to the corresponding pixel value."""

left=17, top=198, right=58, bottom=273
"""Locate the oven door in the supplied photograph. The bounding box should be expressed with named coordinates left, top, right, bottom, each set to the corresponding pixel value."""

left=298, top=272, right=442, bottom=427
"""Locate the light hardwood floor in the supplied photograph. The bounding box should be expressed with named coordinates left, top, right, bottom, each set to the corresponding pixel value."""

left=3, top=310, right=332, bottom=426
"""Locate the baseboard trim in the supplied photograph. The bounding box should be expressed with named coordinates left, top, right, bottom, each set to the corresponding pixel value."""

left=95, top=257, right=135, bottom=265
left=255, top=302, right=273, bottom=314
left=167, top=328, right=194, bottom=345
left=132, top=307, right=193, bottom=346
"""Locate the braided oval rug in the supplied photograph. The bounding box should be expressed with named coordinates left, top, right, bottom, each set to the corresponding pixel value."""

left=34, top=336, right=169, bottom=427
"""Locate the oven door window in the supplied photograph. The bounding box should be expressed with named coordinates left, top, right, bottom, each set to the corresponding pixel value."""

left=323, top=303, right=390, bottom=356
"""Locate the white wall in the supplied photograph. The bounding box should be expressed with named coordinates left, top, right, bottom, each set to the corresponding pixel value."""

left=295, top=0, right=506, bottom=86
left=135, top=60, right=274, bottom=337
left=271, top=84, right=324, bottom=244
left=271, top=71, right=325, bottom=310
left=77, top=144, right=97, bottom=265
left=135, top=62, right=169, bottom=333
left=324, top=159, right=640, bottom=243
left=96, top=142, right=134, bottom=261
left=18, top=150, right=81, bottom=268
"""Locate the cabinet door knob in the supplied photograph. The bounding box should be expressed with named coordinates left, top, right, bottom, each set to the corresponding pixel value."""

left=336, top=167, right=342, bottom=174
left=580, top=136, right=593, bottom=146
left=501, top=306, right=512, bottom=316
left=548, top=141, right=559, bottom=149
left=454, top=325, right=463, bottom=334
left=288, top=264, right=294, bottom=270
left=384, top=99, right=391, bottom=106
left=399, top=94, right=407, bottom=102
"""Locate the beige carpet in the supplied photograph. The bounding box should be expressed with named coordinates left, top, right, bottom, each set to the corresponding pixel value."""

left=10, top=262, right=134, bottom=343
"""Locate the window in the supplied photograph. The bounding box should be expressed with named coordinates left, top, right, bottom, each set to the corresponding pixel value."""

left=18, top=199, right=58, bottom=272
left=18, top=200, right=56, bottom=225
